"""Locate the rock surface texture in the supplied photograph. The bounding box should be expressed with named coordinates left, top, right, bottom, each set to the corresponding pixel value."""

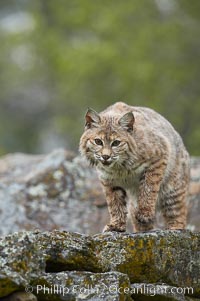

left=0, top=230, right=199, bottom=300
left=0, top=149, right=199, bottom=235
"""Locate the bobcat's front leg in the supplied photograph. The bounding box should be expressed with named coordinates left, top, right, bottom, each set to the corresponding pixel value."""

left=101, top=183, right=127, bottom=232
left=135, top=157, right=167, bottom=231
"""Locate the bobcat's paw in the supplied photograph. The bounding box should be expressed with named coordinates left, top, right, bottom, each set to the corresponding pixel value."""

left=103, top=223, right=126, bottom=233
left=166, top=223, right=185, bottom=230
left=135, top=208, right=155, bottom=231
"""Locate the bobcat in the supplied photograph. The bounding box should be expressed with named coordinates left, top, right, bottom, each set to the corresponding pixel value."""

left=79, top=102, right=190, bottom=232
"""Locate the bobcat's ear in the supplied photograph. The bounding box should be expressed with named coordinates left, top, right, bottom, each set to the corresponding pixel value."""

left=118, top=111, right=135, bottom=132
left=85, top=108, right=101, bottom=129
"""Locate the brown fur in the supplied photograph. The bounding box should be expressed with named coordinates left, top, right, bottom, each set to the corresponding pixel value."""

left=79, top=102, right=190, bottom=232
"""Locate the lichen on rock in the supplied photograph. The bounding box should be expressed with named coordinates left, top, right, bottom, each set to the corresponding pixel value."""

left=0, top=230, right=199, bottom=300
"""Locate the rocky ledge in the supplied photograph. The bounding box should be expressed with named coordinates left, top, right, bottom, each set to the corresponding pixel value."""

left=0, top=230, right=199, bottom=301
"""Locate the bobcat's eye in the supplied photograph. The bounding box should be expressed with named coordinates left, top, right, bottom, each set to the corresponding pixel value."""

left=111, top=140, right=121, bottom=147
left=94, top=138, right=103, bottom=146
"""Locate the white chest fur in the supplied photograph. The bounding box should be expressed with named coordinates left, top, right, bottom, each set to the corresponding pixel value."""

left=97, top=162, right=149, bottom=190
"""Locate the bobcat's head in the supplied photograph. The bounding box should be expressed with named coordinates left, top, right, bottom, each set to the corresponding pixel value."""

left=79, top=108, right=135, bottom=169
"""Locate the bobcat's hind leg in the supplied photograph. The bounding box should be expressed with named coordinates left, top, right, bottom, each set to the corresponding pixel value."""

left=162, top=186, right=188, bottom=230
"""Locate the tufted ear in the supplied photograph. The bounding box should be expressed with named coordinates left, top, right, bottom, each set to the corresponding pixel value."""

left=118, top=111, right=135, bottom=132
left=85, top=108, right=101, bottom=129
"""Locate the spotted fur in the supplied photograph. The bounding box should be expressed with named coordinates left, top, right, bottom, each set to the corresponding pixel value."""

left=79, top=102, right=190, bottom=232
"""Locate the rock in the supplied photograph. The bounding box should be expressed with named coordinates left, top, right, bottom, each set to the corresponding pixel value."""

left=188, top=157, right=200, bottom=231
left=0, top=230, right=199, bottom=300
left=94, top=231, right=200, bottom=294
left=0, top=149, right=107, bottom=236
left=0, top=292, right=37, bottom=301
left=34, top=271, right=131, bottom=301
left=0, top=149, right=199, bottom=236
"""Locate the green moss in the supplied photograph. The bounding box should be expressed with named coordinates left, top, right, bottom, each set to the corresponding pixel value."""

left=0, top=279, right=22, bottom=298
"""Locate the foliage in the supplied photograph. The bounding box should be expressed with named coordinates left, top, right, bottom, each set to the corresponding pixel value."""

left=0, top=0, right=200, bottom=155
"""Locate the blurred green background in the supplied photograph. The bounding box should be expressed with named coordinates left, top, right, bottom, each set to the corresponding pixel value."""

left=0, top=0, right=199, bottom=156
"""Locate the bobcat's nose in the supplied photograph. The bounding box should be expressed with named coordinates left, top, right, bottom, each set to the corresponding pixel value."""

left=102, top=155, right=110, bottom=161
